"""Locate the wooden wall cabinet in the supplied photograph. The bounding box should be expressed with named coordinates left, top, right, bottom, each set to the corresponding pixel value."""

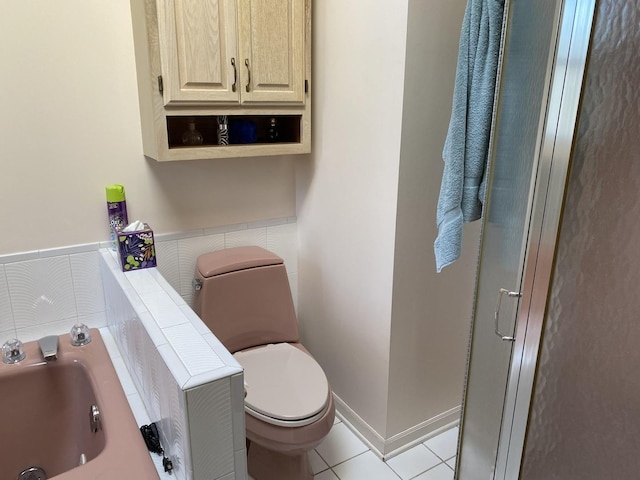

left=130, top=0, right=311, bottom=161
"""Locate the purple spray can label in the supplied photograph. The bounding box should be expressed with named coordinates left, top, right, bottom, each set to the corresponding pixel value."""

left=106, top=185, right=128, bottom=250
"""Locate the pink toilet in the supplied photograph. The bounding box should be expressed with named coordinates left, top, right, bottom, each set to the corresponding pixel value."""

left=193, top=246, right=335, bottom=480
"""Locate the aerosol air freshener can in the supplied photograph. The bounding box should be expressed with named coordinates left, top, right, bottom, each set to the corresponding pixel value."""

left=106, top=184, right=128, bottom=251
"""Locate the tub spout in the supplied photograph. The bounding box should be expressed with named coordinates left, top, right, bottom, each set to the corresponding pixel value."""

left=38, top=335, right=59, bottom=362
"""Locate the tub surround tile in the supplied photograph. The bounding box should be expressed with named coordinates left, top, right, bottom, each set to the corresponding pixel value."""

left=140, top=291, right=190, bottom=329
left=156, top=343, right=192, bottom=389
left=70, top=251, right=105, bottom=317
left=446, top=457, right=456, bottom=469
left=180, top=304, right=211, bottom=335
left=126, top=390, right=151, bottom=425
left=164, top=322, right=226, bottom=376
left=111, top=355, right=140, bottom=396
left=126, top=268, right=165, bottom=295
left=6, top=256, right=77, bottom=329
left=186, top=381, right=235, bottom=478
left=150, top=267, right=186, bottom=306
left=101, top=248, right=247, bottom=479
left=100, top=327, right=174, bottom=480
left=0, top=265, right=14, bottom=335
left=0, top=328, right=17, bottom=344
left=101, top=326, right=123, bottom=359
left=201, top=332, right=239, bottom=366
left=139, top=310, right=169, bottom=348
left=230, top=373, right=247, bottom=453
left=16, top=316, right=97, bottom=344
left=141, top=341, right=168, bottom=422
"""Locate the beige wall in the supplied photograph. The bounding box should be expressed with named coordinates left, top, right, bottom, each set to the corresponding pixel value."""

left=388, top=0, right=479, bottom=440
left=296, top=0, right=409, bottom=439
left=297, top=0, right=477, bottom=454
left=0, top=0, right=296, bottom=256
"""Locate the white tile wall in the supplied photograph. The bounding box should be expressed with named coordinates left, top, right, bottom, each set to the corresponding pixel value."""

left=155, top=219, right=299, bottom=310
left=0, top=246, right=107, bottom=344
left=0, top=218, right=299, bottom=345
left=100, top=249, right=244, bottom=480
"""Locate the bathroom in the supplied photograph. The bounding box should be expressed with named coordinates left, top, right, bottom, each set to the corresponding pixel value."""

left=1, top=0, right=472, bottom=478
left=0, top=0, right=479, bottom=480
left=3, top=1, right=639, bottom=479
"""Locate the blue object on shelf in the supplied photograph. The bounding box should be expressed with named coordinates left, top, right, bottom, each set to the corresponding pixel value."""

left=229, top=119, right=257, bottom=144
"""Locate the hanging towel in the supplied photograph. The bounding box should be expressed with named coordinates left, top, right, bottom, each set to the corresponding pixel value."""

left=434, top=0, right=505, bottom=272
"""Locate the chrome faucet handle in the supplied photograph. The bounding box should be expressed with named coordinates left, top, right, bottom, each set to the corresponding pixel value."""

left=38, top=335, right=59, bottom=362
left=2, top=338, right=26, bottom=364
left=70, top=323, right=91, bottom=346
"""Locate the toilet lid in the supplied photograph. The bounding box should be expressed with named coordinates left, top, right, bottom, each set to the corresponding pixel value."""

left=234, top=343, right=329, bottom=425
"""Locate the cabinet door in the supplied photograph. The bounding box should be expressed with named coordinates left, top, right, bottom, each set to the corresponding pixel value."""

left=237, top=0, right=305, bottom=103
left=158, top=0, right=239, bottom=105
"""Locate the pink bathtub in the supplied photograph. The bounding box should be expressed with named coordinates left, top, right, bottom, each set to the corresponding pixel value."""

left=0, top=329, right=158, bottom=480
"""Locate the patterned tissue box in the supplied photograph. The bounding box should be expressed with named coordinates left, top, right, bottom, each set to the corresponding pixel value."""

left=116, top=223, right=157, bottom=271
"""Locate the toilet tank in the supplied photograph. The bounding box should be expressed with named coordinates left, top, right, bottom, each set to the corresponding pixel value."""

left=193, top=246, right=300, bottom=353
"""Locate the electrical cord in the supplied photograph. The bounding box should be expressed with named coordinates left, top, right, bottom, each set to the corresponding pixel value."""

left=140, top=422, right=174, bottom=474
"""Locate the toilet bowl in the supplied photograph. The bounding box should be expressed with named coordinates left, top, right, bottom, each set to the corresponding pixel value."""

left=193, top=246, right=335, bottom=480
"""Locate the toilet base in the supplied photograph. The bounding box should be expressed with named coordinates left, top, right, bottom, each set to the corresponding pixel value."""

left=247, top=441, right=313, bottom=480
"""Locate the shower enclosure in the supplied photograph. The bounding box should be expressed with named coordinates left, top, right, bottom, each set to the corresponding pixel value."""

left=453, top=0, right=640, bottom=478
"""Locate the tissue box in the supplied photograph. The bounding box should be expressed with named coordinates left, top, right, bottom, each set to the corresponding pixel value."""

left=116, top=224, right=157, bottom=271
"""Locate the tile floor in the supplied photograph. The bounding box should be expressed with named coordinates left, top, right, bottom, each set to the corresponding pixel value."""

left=251, top=417, right=459, bottom=480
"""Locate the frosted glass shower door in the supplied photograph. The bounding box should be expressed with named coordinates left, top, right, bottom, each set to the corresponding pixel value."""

left=458, top=0, right=597, bottom=478
left=456, top=0, right=565, bottom=478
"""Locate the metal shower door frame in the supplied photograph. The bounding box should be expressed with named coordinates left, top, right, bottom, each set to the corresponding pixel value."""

left=493, top=0, right=597, bottom=478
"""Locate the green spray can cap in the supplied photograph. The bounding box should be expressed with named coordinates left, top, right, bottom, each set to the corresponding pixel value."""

left=106, top=184, right=126, bottom=203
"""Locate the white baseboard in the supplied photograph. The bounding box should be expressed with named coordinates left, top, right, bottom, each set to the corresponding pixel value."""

left=332, top=393, right=461, bottom=461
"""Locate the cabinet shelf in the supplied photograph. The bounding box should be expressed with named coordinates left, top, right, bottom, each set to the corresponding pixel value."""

left=166, top=115, right=302, bottom=149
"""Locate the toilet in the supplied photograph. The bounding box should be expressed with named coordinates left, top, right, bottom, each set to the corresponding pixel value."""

left=193, top=246, right=335, bottom=480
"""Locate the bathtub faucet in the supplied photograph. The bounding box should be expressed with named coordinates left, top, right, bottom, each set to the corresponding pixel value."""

left=38, top=335, right=59, bottom=362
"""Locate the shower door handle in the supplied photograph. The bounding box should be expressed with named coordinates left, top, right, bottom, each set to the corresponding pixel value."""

left=494, top=288, right=521, bottom=342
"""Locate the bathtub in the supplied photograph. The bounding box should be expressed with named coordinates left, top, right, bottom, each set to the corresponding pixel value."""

left=0, top=329, right=158, bottom=480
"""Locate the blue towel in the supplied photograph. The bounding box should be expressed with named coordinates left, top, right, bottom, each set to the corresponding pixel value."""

left=434, top=0, right=505, bottom=272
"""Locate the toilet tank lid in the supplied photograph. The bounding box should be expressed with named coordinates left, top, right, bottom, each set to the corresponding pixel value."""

left=196, top=246, right=283, bottom=278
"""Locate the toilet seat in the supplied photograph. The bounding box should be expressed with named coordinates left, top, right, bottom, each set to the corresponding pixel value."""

left=234, top=343, right=330, bottom=428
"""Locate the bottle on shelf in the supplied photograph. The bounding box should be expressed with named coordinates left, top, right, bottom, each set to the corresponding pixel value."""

left=266, top=117, right=279, bottom=142
left=182, top=118, right=203, bottom=146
